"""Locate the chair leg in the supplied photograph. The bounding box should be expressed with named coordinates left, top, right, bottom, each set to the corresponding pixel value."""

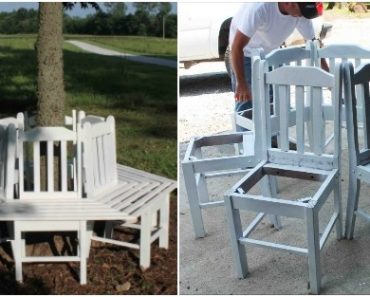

left=182, top=162, right=206, bottom=238
left=224, top=195, right=248, bottom=278
left=306, top=207, right=321, bottom=294
left=159, top=194, right=170, bottom=249
left=140, top=212, right=152, bottom=270
left=261, top=176, right=282, bottom=230
left=13, top=223, right=23, bottom=283
left=79, top=221, right=87, bottom=285
left=345, top=177, right=361, bottom=239
left=334, top=177, right=343, bottom=240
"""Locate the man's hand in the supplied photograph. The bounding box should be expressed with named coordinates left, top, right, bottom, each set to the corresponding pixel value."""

left=235, top=81, right=252, bottom=102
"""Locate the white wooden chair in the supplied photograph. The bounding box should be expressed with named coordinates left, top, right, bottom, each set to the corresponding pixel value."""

left=6, top=123, right=133, bottom=284
left=343, top=61, right=370, bottom=239
left=182, top=44, right=314, bottom=239
left=314, top=43, right=370, bottom=148
left=234, top=42, right=314, bottom=134
left=79, top=113, right=176, bottom=269
left=225, top=63, right=343, bottom=294
left=10, top=125, right=89, bottom=284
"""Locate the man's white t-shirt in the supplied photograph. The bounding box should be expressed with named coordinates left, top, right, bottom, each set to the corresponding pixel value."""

left=229, top=2, right=316, bottom=57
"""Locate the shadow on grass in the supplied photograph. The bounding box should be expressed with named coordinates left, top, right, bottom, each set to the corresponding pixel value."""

left=0, top=42, right=177, bottom=178
left=0, top=45, right=176, bottom=139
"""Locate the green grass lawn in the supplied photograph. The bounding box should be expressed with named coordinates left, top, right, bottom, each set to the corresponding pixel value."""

left=64, top=35, right=177, bottom=60
left=0, top=36, right=177, bottom=179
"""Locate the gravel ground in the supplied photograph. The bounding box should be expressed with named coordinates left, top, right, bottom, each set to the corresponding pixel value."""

left=178, top=18, right=370, bottom=143
left=179, top=17, right=370, bottom=294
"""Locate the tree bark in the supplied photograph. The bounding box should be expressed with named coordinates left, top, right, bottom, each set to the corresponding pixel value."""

left=36, top=2, right=65, bottom=127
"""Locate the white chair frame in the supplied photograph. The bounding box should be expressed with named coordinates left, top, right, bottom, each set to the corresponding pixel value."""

left=343, top=61, right=370, bottom=239
left=225, top=63, right=343, bottom=294
left=80, top=112, right=176, bottom=269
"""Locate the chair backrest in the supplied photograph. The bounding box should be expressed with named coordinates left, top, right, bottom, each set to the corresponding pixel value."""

left=343, top=61, right=370, bottom=167
left=20, top=110, right=77, bottom=131
left=0, top=123, right=17, bottom=199
left=253, top=43, right=314, bottom=134
left=316, top=43, right=370, bottom=73
left=80, top=115, right=118, bottom=198
left=18, top=126, right=82, bottom=199
left=259, top=62, right=342, bottom=171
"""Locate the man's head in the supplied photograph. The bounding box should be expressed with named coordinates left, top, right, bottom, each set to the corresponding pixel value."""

left=279, top=2, right=323, bottom=19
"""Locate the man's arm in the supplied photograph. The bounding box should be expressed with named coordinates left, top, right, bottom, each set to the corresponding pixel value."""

left=231, top=30, right=251, bottom=102
left=317, top=39, right=329, bottom=72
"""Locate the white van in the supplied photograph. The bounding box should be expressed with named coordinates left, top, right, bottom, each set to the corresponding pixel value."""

left=179, top=3, right=332, bottom=73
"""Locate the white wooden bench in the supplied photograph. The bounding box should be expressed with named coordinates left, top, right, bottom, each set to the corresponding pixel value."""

left=80, top=113, right=177, bottom=269
left=1, top=123, right=135, bottom=284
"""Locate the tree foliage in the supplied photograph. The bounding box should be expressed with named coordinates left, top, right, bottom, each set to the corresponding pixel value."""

left=0, top=3, right=177, bottom=38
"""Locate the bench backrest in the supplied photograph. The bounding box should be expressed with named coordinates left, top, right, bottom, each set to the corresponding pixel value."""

left=343, top=61, right=370, bottom=167
left=81, top=115, right=118, bottom=197
left=18, top=126, right=82, bottom=199
left=260, top=62, right=342, bottom=171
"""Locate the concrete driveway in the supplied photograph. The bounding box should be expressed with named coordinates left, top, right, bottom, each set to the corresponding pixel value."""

left=179, top=17, right=370, bottom=294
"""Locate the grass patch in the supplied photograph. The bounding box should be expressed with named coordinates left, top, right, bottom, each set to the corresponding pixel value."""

left=0, top=36, right=177, bottom=179
left=64, top=35, right=177, bottom=60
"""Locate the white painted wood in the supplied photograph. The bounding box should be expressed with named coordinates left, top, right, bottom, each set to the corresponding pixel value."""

left=343, top=61, right=370, bottom=239
left=225, top=63, right=343, bottom=294
left=306, top=207, right=321, bottom=294
left=239, top=238, right=308, bottom=256
left=79, top=114, right=176, bottom=269
left=140, top=211, right=151, bottom=269
left=159, top=194, right=170, bottom=248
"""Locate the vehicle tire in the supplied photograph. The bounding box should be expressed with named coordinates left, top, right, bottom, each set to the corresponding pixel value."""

left=224, top=45, right=232, bottom=77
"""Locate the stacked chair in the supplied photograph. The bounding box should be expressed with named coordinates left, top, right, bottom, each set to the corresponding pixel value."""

left=182, top=41, right=370, bottom=293
left=343, top=61, right=370, bottom=239
left=182, top=43, right=315, bottom=239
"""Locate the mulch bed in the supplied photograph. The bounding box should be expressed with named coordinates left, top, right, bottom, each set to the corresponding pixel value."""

left=0, top=197, right=177, bottom=294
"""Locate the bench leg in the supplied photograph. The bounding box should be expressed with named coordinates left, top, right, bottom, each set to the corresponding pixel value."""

left=159, top=194, right=170, bottom=249
left=79, top=221, right=87, bottom=285
left=140, top=212, right=151, bottom=270
left=13, top=223, right=23, bottom=283
left=104, top=222, right=114, bottom=239
left=86, top=221, right=94, bottom=258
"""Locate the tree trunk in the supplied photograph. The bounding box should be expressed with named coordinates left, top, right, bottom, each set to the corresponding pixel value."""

left=36, top=3, right=64, bottom=191
left=36, top=2, right=65, bottom=127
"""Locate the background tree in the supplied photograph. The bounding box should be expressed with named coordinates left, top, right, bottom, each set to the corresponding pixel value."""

left=0, top=4, right=177, bottom=38
left=158, top=3, right=171, bottom=39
